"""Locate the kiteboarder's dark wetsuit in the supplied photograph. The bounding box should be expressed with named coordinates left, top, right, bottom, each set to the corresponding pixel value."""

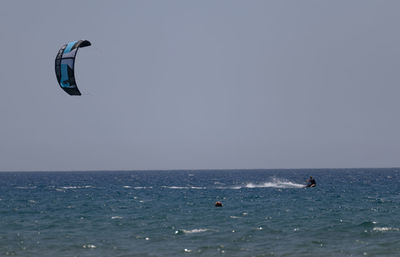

left=307, top=177, right=316, bottom=187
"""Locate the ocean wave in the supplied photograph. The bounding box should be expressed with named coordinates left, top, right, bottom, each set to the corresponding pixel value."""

left=216, top=186, right=241, bottom=190
left=230, top=216, right=241, bottom=219
left=135, top=186, right=153, bottom=189
left=162, top=186, right=206, bottom=190
left=373, top=227, right=400, bottom=232
left=122, top=186, right=153, bottom=189
left=15, top=186, right=37, bottom=190
left=111, top=216, right=123, bottom=219
left=177, top=228, right=209, bottom=234
left=57, top=185, right=93, bottom=191
left=82, top=244, right=96, bottom=249
left=214, top=181, right=225, bottom=185
left=358, top=221, right=377, bottom=227
left=163, top=186, right=187, bottom=189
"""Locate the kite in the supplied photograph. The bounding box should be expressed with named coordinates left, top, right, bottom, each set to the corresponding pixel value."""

left=55, top=40, right=91, bottom=95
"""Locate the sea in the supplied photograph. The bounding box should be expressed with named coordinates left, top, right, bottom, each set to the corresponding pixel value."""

left=0, top=169, right=399, bottom=257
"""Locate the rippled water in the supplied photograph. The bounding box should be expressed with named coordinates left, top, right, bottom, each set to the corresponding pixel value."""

left=0, top=169, right=399, bottom=256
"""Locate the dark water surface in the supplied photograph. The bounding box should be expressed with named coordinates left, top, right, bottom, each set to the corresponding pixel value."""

left=1, top=169, right=399, bottom=256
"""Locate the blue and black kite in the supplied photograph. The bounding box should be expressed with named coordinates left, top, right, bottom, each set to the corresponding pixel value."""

left=55, top=40, right=91, bottom=95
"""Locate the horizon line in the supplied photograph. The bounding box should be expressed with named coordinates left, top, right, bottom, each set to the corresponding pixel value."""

left=0, top=167, right=399, bottom=173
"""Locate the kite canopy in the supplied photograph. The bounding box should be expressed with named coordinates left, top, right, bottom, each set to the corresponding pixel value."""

left=55, top=40, right=91, bottom=95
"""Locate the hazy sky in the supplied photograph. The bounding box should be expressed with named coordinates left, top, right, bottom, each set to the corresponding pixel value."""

left=1, top=1, right=400, bottom=171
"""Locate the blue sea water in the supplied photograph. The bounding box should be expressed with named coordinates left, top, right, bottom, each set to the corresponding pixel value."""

left=0, top=169, right=400, bottom=257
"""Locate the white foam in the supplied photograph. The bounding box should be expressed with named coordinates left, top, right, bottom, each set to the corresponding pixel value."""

left=16, top=186, right=37, bottom=190
left=373, top=227, right=400, bottom=232
left=134, top=186, right=153, bottom=189
left=111, top=216, right=123, bottom=219
left=62, top=186, right=78, bottom=189
left=217, top=178, right=305, bottom=189
left=60, top=185, right=93, bottom=190
left=190, top=186, right=206, bottom=190
left=164, top=186, right=187, bottom=189
left=251, top=180, right=304, bottom=188
left=245, top=178, right=305, bottom=189
left=182, top=228, right=208, bottom=234
left=82, top=244, right=96, bottom=249
left=162, top=186, right=205, bottom=190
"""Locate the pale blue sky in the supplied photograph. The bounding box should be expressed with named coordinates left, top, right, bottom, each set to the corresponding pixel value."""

left=1, top=1, right=399, bottom=171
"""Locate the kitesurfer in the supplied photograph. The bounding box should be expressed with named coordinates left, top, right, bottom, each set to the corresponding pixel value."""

left=306, top=176, right=316, bottom=187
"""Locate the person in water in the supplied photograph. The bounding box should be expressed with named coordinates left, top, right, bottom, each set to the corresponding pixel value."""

left=306, top=176, right=316, bottom=187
